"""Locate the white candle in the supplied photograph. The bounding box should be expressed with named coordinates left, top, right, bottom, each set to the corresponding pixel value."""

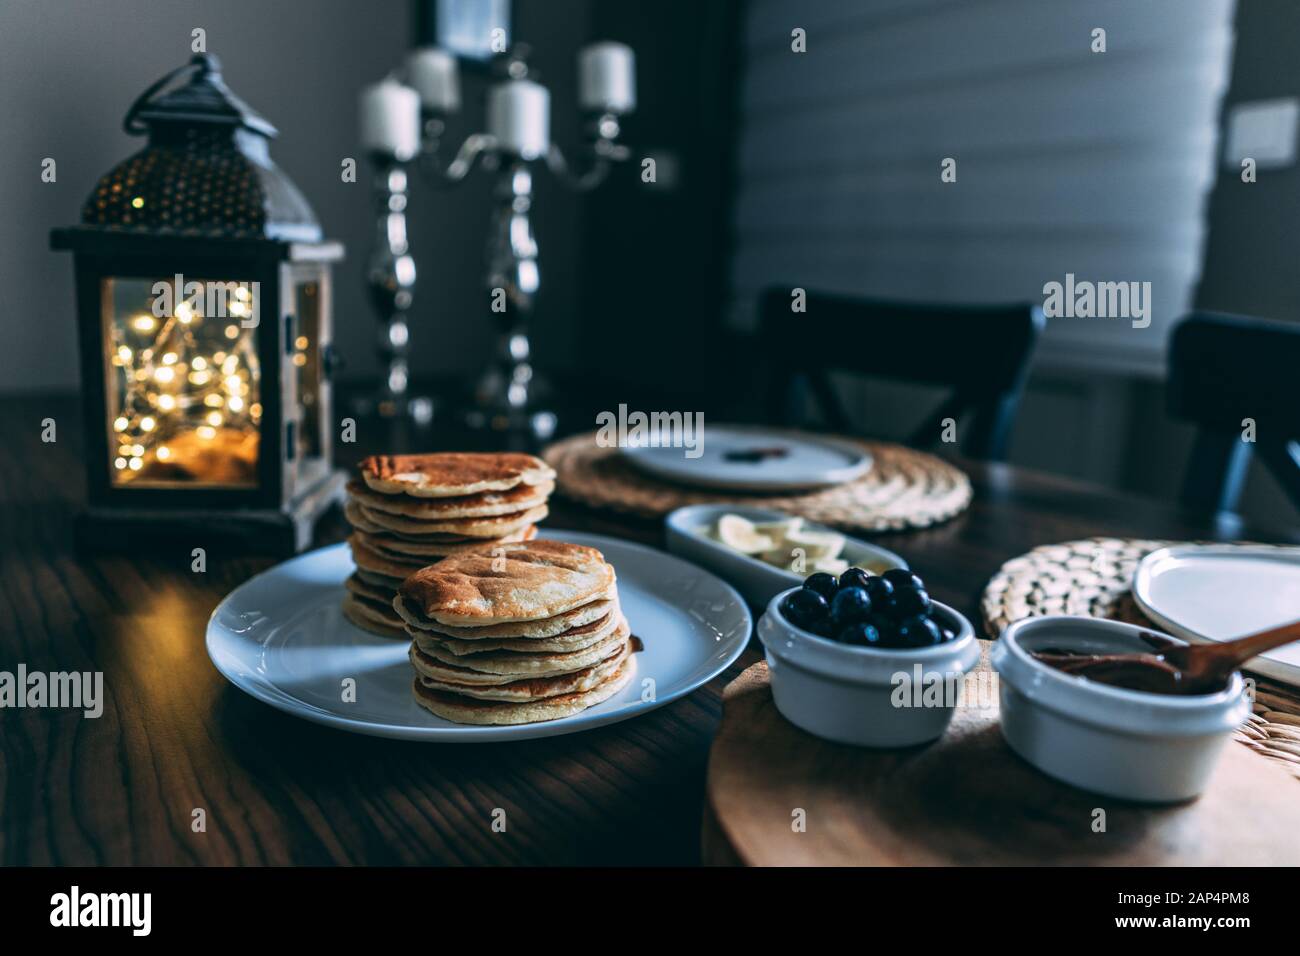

left=486, top=79, right=550, bottom=160
left=578, top=42, right=635, bottom=114
left=406, top=47, right=460, bottom=112
left=359, top=78, right=421, bottom=161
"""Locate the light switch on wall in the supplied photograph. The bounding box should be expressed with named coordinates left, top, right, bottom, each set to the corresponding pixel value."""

left=1223, top=97, right=1299, bottom=168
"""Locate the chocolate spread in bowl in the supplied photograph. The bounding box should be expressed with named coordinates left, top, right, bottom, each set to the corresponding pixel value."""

left=1030, top=631, right=1229, bottom=696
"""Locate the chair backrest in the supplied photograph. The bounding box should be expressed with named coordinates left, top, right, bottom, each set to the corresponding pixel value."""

left=757, top=288, right=1043, bottom=460
left=1168, top=311, right=1300, bottom=515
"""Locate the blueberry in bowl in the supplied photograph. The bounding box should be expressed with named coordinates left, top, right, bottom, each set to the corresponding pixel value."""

left=764, top=569, right=980, bottom=747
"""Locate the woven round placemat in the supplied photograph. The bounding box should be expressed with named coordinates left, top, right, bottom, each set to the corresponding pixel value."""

left=541, top=432, right=971, bottom=532
left=982, top=537, right=1300, bottom=780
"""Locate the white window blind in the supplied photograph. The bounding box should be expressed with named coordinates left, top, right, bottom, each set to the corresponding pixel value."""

left=729, top=0, right=1237, bottom=376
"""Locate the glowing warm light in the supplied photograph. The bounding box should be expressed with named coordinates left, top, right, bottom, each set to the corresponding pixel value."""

left=131, top=315, right=157, bottom=333
left=205, top=393, right=224, bottom=408
left=118, top=347, right=132, bottom=361
left=235, top=286, right=251, bottom=301
left=292, top=353, right=307, bottom=367
left=162, top=352, right=177, bottom=365
left=188, top=370, right=210, bottom=386
left=175, top=302, right=194, bottom=323
left=250, top=403, right=262, bottom=418
left=191, top=356, right=206, bottom=370
left=295, top=336, right=309, bottom=350
left=140, top=417, right=155, bottom=432
left=114, top=457, right=127, bottom=470
left=224, top=374, right=241, bottom=391
left=227, top=396, right=244, bottom=412
left=206, top=411, right=223, bottom=427
left=197, top=425, right=216, bottom=440
left=131, top=444, right=145, bottom=456
left=128, top=457, right=143, bottom=471
left=130, top=196, right=145, bottom=209
left=156, top=446, right=171, bottom=461
left=113, top=416, right=129, bottom=432
left=154, top=366, right=174, bottom=383
left=157, top=395, right=176, bottom=411
left=224, top=325, right=239, bottom=340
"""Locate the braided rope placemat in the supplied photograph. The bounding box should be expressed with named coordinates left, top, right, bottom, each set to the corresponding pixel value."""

left=542, top=432, right=971, bottom=532
left=982, top=537, right=1300, bottom=780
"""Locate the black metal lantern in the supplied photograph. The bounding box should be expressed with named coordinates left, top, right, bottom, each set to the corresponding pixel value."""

left=51, top=53, right=345, bottom=553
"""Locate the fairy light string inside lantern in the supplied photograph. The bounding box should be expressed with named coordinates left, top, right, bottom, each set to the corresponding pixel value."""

left=108, top=280, right=267, bottom=485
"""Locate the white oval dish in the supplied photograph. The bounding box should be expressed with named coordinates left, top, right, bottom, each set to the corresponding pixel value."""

left=205, top=531, right=752, bottom=742
left=757, top=587, right=980, bottom=747
left=992, top=616, right=1250, bottom=803
left=622, top=424, right=871, bottom=492
left=665, top=503, right=907, bottom=607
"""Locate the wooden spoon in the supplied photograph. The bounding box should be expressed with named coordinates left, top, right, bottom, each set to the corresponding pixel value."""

left=1158, top=618, right=1300, bottom=693
left=1032, top=619, right=1300, bottom=695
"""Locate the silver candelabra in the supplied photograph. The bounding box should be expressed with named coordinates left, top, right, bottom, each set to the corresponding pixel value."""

left=359, top=40, right=635, bottom=440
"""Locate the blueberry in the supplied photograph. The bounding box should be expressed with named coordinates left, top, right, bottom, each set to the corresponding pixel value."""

left=829, top=586, right=873, bottom=630
left=863, top=575, right=894, bottom=604
left=838, top=567, right=871, bottom=591
left=803, top=572, right=839, bottom=601
left=882, top=568, right=925, bottom=592
left=888, top=587, right=932, bottom=620
left=780, top=587, right=829, bottom=632
left=896, top=617, right=943, bottom=648
left=838, top=622, right=883, bottom=646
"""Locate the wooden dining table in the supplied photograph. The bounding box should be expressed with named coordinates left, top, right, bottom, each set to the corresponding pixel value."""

left=3, top=392, right=1296, bottom=866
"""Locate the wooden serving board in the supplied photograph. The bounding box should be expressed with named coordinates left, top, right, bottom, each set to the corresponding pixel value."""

left=704, top=661, right=1300, bottom=866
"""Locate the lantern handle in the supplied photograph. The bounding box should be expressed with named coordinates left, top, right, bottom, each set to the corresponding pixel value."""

left=123, top=54, right=216, bottom=135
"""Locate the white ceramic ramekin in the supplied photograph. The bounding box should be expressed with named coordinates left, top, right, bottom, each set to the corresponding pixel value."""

left=992, top=616, right=1251, bottom=803
left=757, top=587, right=981, bottom=747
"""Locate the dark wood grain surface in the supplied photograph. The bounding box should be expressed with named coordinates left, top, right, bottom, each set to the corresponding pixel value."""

left=1, top=394, right=1295, bottom=865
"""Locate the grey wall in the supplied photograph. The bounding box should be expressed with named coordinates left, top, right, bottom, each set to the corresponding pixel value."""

left=0, top=0, right=592, bottom=393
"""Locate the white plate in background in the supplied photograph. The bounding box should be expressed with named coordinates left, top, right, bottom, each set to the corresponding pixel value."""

left=620, top=425, right=871, bottom=492
left=1132, top=544, right=1300, bottom=687
left=206, top=531, right=752, bottom=741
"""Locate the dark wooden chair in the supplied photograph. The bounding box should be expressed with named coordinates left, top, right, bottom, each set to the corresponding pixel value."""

left=1168, top=311, right=1300, bottom=515
left=758, top=289, right=1044, bottom=460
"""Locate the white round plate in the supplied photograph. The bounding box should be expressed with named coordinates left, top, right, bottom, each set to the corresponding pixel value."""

left=1133, top=544, right=1300, bottom=687
left=620, top=424, right=871, bottom=492
left=206, top=531, right=752, bottom=741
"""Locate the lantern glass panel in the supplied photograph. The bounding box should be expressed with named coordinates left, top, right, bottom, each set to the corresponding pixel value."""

left=291, top=276, right=322, bottom=464
left=102, top=276, right=262, bottom=488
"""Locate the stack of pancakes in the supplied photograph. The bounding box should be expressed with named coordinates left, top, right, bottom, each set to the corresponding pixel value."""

left=342, top=452, right=555, bottom=638
left=394, top=539, right=635, bottom=725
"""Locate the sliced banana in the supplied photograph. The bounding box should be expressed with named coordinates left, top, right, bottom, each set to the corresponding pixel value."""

left=812, top=557, right=850, bottom=575
left=752, top=517, right=803, bottom=540
left=715, top=514, right=775, bottom=554
left=784, top=528, right=845, bottom=561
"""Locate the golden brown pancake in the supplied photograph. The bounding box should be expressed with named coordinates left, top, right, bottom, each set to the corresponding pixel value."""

left=411, top=657, right=634, bottom=725
left=342, top=594, right=408, bottom=639
left=414, top=639, right=630, bottom=702
left=399, top=539, right=617, bottom=626
left=394, top=592, right=614, bottom=638
left=348, top=535, right=426, bottom=580
left=353, top=502, right=548, bottom=538
left=410, top=607, right=622, bottom=656
left=408, top=620, right=629, bottom=682
left=354, top=526, right=538, bottom=562
left=344, top=499, right=480, bottom=539
left=360, top=452, right=555, bottom=498
left=347, top=479, right=553, bottom=519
